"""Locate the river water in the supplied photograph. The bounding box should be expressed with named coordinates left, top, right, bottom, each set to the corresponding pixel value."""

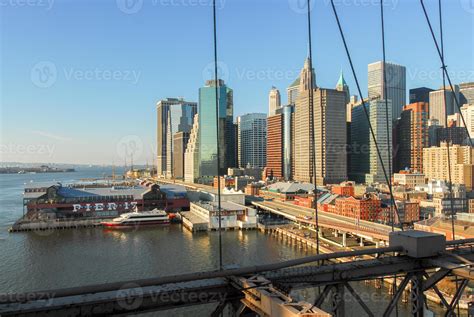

left=0, top=168, right=448, bottom=316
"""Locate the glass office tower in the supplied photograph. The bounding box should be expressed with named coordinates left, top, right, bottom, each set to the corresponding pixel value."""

left=198, top=79, right=235, bottom=181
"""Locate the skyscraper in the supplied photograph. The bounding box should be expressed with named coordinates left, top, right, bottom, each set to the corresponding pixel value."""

left=460, top=82, right=474, bottom=105
left=156, top=98, right=197, bottom=177
left=266, top=112, right=284, bottom=179
left=335, top=71, right=350, bottom=105
left=395, top=102, right=429, bottom=173
left=368, top=61, right=406, bottom=121
left=429, top=85, right=460, bottom=127
left=173, top=131, right=190, bottom=179
left=286, top=57, right=316, bottom=105
left=198, top=79, right=235, bottom=181
left=350, top=99, right=392, bottom=184
left=293, top=59, right=347, bottom=184
left=184, top=114, right=199, bottom=183
left=268, top=87, right=281, bottom=116
left=460, top=103, right=474, bottom=139
left=409, top=87, right=434, bottom=104
left=237, top=113, right=267, bottom=169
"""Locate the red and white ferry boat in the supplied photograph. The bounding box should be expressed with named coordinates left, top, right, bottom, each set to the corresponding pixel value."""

left=101, top=208, right=169, bottom=228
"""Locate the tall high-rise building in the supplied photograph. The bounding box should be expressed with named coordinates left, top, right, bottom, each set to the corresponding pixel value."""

left=460, top=82, right=474, bottom=105
left=237, top=113, right=267, bottom=168
left=198, top=79, right=235, bottom=181
left=350, top=99, right=392, bottom=184
left=423, top=143, right=474, bottom=190
left=293, top=59, right=347, bottom=184
left=266, top=113, right=284, bottom=179
left=335, top=71, right=350, bottom=105
left=286, top=57, right=316, bottom=105
left=395, top=102, right=429, bottom=173
left=368, top=61, right=406, bottom=121
left=173, top=132, right=190, bottom=179
left=268, top=87, right=281, bottom=116
left=460, top=103, right=474, bottom=139
left=287, top=77, right=300, bottom=105
left=184, top=114, right=199, bottom=183
left=429, top=85, right=460, bottom=127
left=156, top=98, right=197, bottom=177
left=409, top=87, right=434, bottom=104
left=350, top=102, right=370, bottom=183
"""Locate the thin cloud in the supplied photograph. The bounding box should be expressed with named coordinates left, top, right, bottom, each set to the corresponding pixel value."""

left=31, top=130, right=72, bottom=142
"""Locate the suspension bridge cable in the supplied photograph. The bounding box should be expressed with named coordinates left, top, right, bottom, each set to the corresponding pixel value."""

left=306, top=0, right=320, bottom=257
left=437, top=0, right=460, bottom=314
left=436, top=0, right=457, bottom=242
left=419, top=0, right=473, bottom=146
left=380, top=2, right=399, bottom=315
left=380, top=0, right=395, bottom=233
left=329, top=0, right=403, bottom=230
left=212, top=0, right=223, bottom=270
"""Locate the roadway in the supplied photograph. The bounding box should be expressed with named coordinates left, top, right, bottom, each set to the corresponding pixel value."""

left=252, top=200, right=398, bottom=242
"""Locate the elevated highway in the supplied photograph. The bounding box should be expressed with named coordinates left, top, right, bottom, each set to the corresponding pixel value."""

left=252, top=200, right=398, bottom=242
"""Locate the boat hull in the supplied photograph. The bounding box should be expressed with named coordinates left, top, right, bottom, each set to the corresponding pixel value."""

left=101, top=220, right=170, bottom=228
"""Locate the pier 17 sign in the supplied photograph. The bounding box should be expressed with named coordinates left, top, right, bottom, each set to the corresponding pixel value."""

left=72, top=201, right=138, bottom=212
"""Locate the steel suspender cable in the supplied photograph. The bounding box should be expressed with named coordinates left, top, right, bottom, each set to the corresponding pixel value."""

left=306, top=0, right=320, bottom=257
left=419, top=0, right=473, bottom=146
left=330, top=0, right=403, bottom=230
left=212, top=0, right=223, bottom=271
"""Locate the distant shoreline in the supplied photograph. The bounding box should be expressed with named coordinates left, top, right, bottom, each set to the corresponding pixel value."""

left=0, top=166, right=76, bottom=174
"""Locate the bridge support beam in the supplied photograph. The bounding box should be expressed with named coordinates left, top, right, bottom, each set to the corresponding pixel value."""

left=359, top=237, right=364, bottom=247
left=410, top=272, right=424, bottom=317
left=342, top=232, right=347, bottom=247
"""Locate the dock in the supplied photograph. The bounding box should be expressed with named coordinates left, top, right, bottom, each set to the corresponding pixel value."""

left=9, top=218, right=104, bottom=233
left=180, top=211, right=209, bottom=232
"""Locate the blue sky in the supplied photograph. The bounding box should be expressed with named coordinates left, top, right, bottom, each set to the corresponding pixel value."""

left=0, top=0, right=473, bottom=164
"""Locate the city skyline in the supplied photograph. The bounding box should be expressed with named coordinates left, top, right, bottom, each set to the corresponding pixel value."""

left=1, top=0, right=473, bottom=164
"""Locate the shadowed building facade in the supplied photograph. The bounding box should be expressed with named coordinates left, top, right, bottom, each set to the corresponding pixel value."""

left=156, top=98, right=197, bottom=178
left=395, top=102, right=429, bottom=173
left=293, top=59, right=347, bottom=184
